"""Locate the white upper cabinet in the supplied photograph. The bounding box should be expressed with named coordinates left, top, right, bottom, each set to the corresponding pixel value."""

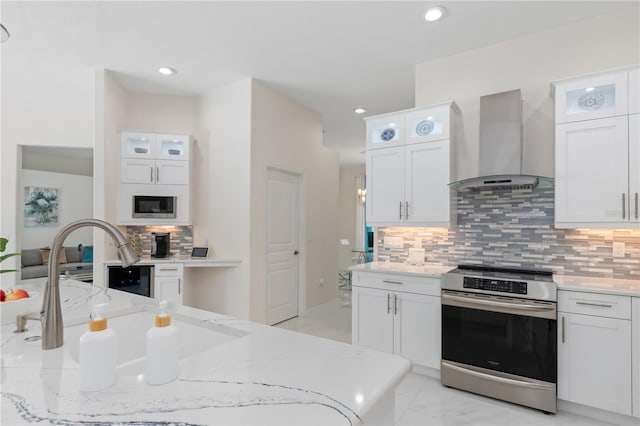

left=629, top=68, right=639, bottom=115
left=554, top=67, right=640, bottom=228
left=366, top=113, right=404, bottom=150
left=364, top=102, right=457, bottom=227
left=554, top=70, right=628, bottom=124
left=120, top=132, right=191, bottom=185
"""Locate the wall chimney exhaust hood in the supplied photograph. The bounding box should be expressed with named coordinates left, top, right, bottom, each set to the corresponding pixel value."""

left=449, top=89, right=552, bottom=191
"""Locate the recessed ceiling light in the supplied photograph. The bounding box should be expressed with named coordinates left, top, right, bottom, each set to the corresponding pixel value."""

left=158, top=66, right=177, bottom=75
left=425, top=6, right=446, bottom=22
left=354, top=107, right=367, bottom=114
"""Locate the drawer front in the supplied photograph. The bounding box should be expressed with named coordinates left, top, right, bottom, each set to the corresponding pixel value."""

left=154, top=263, right=184, bottom=277
left=558, top=290, right=631, bottom=319
left=352, top=271, right=440, bottom=296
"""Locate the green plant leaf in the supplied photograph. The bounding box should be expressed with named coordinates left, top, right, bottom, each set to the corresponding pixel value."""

left=0, top=252, right=22, bottom=263
left=0, top=237, right=7, bottom=253
left=0, top=269, right=17, bottom=274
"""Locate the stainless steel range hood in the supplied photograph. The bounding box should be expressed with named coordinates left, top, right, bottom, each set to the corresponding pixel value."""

left=450, top=89, right=552, bottom=191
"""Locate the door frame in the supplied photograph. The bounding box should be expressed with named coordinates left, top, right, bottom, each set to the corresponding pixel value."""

left=264, top=165, right=306, bottom=320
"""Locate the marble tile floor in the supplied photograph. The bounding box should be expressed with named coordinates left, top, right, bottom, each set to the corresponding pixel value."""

left=275, top=296, right=626, bottom=426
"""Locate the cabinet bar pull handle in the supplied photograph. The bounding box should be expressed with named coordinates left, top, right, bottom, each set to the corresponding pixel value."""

left=150, top=166, right=154, bottom=183
left=405, top=201, right=409, bottom=219
left=387, top=293, right=390, bottom=314
left=635, top=193, right=638, bottom=219
left=622, top=193, right=626, bottom=219
left=561, top=316, right=565, bottom=343
left=399, top=201, right=403, bottom=220
left=383, top=280, right=403, bottom=285
left=576, top=301, right=613, bottom=308
left=156, top=167, right=159, bottom=183
left=178, top=278, right=181, bottom=295
left=394, top=294, right=398, bottom=315
left=159, top=267, right=179, bottom=272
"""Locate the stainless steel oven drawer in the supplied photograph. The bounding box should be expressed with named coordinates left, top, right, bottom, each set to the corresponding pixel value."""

left=441, top=360, right=557, bottom=413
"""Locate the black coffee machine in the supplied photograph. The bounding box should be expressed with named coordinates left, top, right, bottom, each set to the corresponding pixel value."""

left=151, top=232, right=170, bottom=258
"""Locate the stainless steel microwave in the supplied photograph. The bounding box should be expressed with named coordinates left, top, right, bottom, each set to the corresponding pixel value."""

left=132, top=195, right=177, bottom=218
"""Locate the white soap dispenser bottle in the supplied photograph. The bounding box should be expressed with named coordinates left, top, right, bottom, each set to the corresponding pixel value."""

left=79, top=305, right=117, bottom=392
left=145, top=300, right=179, bottom=385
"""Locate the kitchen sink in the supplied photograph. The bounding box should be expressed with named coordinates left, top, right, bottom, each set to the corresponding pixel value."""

left=66, top=307, right=248, bottom=376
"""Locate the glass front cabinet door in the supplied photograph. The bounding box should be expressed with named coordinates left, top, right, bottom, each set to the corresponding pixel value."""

left=366, top=113, right=404, bottom=150
left=404, top=105, right=451, bottom=145
left=554, top=71, right=629, bottom=124
left=120, top=132, right=155, bottom=159
left=156, top=134, right=190, bottom=160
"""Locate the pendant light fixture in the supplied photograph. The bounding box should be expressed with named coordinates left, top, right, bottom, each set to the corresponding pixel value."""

left=1, top=24, right=10, bottom=42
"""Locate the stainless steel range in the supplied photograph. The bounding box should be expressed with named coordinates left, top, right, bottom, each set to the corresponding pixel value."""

left=441, top=264, right=557, bottom=414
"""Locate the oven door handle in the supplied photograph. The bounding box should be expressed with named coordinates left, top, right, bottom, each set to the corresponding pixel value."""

left=442, top=292, right=555, bottom=312
left=442, top=361, right=555, bottom=391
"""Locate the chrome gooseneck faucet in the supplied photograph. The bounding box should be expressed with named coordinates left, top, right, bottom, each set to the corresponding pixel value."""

left=41, top=219, right=138, bottom=350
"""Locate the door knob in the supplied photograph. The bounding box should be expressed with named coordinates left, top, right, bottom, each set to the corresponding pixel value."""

left=294, top=250, right=300, bottom=255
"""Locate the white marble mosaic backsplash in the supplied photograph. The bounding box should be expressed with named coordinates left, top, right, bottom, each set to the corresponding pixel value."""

left=377, top=186, right=640, bottom=279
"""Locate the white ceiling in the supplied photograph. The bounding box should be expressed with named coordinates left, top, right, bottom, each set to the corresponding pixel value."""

left=2, top=1, right=635, bottom=165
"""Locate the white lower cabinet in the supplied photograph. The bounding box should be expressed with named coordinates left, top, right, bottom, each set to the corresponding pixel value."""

left=154, top=264, right=184, bottom=306
left=351, top=271, right=441, bottom=369
left=557, top=290, right=632, bottom=416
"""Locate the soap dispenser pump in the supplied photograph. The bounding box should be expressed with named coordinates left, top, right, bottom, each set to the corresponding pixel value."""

left=79, top=304, right=117, bottom=392
left=145, top=300, right=179, bottom=385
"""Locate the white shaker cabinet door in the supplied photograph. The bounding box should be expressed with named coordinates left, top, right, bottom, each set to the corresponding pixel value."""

left=555, top=116, right=629, bottom=226
left=558, top=312, right=632, bottom=416
left=156, top=160, right=189, bottom=185
left=393, top=292, right=441, bottom=369
left=352, top=286, right=394, bottom=354
left=404, top=140, right=451, bottom=226
left=366, top=147, right=405, bottom=225
left=121, top=158, right=155, bottom=184
left=155, top=275, right=183, bottom=306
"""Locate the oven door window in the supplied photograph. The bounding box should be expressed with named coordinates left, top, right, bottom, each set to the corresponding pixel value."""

left=442, top=305, right=557, bottom=382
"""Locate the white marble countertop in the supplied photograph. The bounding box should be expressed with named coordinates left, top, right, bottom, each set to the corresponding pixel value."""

left=349, top=261, right=452, bottom=278
left=555, top=274, right=640, bottom=297
left=104, top=256, right=241, bottom=268
left=1, top=279, right=410, bottom=425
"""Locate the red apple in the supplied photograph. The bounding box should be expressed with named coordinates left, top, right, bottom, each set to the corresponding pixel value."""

left=4, top=289, right=29, bottom=301
left=0, top=289, right=5, bottom=302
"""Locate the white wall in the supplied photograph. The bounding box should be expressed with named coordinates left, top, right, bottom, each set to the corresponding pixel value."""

left=188, top=79, right=252, bottom=319
left=415, top=7, right=639, bottom=180
left=20, top=170, right=93, bottom=248
left=250, top=80, right=340, bottom=322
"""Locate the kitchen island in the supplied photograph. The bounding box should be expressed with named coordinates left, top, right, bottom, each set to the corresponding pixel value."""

left=1, top=279, right=410, bottom=425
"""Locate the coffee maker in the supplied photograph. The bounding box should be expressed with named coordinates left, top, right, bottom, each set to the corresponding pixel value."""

left=151, top=232, right=170, bottom=258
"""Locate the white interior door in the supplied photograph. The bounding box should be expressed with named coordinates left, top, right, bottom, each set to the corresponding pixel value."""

left=266, top=168, right=301, bottom=325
